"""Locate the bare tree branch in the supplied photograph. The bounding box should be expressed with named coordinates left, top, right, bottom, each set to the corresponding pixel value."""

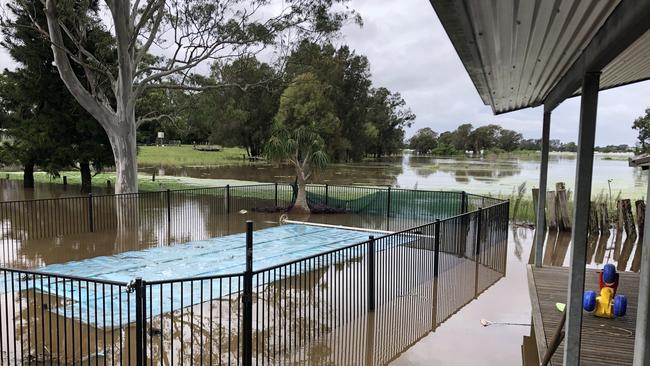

left=136, top=112, right=174, bottom=128
left=43, top=0, right=116, bottom=130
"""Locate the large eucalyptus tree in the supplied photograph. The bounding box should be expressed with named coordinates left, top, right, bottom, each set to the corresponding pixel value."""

left=26, top=0, right=357, bottom=193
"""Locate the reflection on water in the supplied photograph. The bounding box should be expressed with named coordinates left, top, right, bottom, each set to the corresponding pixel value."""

left=138, top=152, right=645, bottom=198
left=537, top=227, right=643, bottom=272
left=6, top=250, right=505, bottom=365
left=282, top=256, right=503, bottom=365
left=0, top=186, right=516, bottom=365
left=0, top=179, right=113, bottom=201
left=0, top=153, right=643, bottom=202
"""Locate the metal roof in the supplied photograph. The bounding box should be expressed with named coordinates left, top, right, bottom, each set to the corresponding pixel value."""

left=430, top=0, right=650, bottom=114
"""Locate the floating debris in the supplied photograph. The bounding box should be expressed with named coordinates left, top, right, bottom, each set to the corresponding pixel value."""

left=480, top=318, right=530, bottom=327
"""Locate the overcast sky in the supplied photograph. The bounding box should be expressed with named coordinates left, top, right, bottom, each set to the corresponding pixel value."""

left=1, top=0, right=648, bottom=146
left=338, top=0, right=650, bottom=146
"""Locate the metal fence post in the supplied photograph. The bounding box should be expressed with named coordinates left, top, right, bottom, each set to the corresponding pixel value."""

left=325, top=184, right=329, bottom=206
left=243, top=221, right=253, bottom=366
left=386, top=187, right=392, bottom=231
left=461, top=191, right=468, bottom=214
left=368, top=235, right=376, bottom=311
left=226, top=185, right=231, bottom=214
left=434, top=219, right=440, bottom=277
left=274, top=182, right=278, bottom=207
left=475, top=207, right=483, bottom=258
left=166, top=189, right=171, bottom=226
left=134, top=277, right=146, bottom=366
left=88, top=193, right=94, bottom=232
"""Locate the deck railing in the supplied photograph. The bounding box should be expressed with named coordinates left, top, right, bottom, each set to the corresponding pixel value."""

left=0, top=183, right=509, bottom=365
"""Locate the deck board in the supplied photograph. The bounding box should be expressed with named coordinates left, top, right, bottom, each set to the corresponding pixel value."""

left=529, top=266, right=638, bottom=365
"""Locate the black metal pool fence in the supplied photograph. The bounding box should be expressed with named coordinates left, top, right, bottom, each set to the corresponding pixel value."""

left=0, top=183, right=508, bottom=365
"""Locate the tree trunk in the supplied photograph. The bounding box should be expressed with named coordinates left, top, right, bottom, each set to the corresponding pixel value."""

left=23, top=162, right=35, bottom=189
left=80, top=161, right=92, bottom=193
left=291, top=171, right=310, bottom=214
left=109, top=121, right=139, bottom=194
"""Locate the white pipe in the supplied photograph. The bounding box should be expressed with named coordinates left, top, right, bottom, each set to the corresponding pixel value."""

left=281, top=219, right=393, bottom=235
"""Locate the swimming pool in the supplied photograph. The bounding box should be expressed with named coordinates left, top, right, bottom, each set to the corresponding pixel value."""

left=19, top=224, right=382, bottom=326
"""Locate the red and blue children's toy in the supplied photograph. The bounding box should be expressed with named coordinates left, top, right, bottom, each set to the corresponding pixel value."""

left=583, top=263, right=627, bottom=318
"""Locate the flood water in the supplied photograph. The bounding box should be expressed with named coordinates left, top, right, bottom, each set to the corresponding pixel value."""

left=0, top=152, right=642, bottom=365
left=141, top=152, right=646, bottom=199
left=0, top=152, right=643, bottom=201
left=0, top=182, right=526, bottom=365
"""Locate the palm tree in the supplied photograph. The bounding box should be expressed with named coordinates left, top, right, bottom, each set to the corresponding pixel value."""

left=265, top=72, right=338, bottom=213
left=266, top=125, right=328, bottom=213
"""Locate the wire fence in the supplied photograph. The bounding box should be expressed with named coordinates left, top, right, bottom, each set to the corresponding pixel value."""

left=0, top=183, right=509, bottom=365
left=0, top=183, right=475, bottom=266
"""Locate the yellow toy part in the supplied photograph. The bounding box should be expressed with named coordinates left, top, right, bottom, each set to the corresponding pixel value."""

left=593, top=287, right=615, bottom=319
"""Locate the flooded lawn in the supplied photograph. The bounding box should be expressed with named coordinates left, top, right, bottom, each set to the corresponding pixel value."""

left=141, top=152, right=645, bottom=199
left=1, top=153, right=643, bottom=201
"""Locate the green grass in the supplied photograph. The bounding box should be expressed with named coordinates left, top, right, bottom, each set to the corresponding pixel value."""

left=3, top=171, right=231, bottom=192
left=483, top=149, right=541, bottom=159
left=137, top=145, right=250, bottom=167
left=491, top=185, right=642, bottom=224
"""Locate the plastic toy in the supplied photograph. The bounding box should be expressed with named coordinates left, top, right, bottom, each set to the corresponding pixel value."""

left=582, top=263, right=627, bottom=318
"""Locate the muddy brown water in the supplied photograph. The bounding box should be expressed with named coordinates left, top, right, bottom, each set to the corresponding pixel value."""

left=2, top=235, right=513, bottom=365
left=0, top=179, right=113, bottom=201
left=0, top=189, right=525, bottom=365
left=0, top=175, right=641, bottom=364
left=138, top=152, right=647, bottom=197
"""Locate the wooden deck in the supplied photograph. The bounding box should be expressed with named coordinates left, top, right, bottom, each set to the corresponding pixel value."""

left=527, top=266, right=638, bottom=366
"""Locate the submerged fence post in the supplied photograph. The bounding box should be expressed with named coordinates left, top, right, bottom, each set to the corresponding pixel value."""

left=134, top=277, right=146, bottom=366
left=226, top=184, right=231, bottom=214
left=325, top=184, right=329, bottom=206
left=243, top=220, right=253, bottom=366
left=87, top=193, right=94, bottom=232
left=434, top=219, right=440, bottom=277
left=475, top=207, right=483, bottom=258
left=368, top=235, right=376, bottom=311
left=274, top=182, right=278, bottom=207
left=461, top=191, right=468, bottom=214
left=386, top=187, right=392, bottom=231
left=166, top=189, right=171, bottom=226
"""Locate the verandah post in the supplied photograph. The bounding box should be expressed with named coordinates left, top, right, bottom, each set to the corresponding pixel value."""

left=87, top=193, right=94, bottom=232
left=564, top=71, right=600, bottom=365
left=243, top=220, right=254, bottom=366
left=535, top=111, right=551, bottom=267
left=368, top=235, right=376, bottom=311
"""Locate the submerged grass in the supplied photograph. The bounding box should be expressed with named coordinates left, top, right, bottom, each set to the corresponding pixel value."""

left=2, top=171, right=240, bottom=192
left=494, top=186, right=641, bottom=224
left=137, top=145, right=250, bottom=167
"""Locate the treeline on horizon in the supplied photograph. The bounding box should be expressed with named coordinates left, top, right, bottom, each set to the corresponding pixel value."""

left=0, top=16, right=415, bottom=190
left=408, top=124, right=634, bottom=156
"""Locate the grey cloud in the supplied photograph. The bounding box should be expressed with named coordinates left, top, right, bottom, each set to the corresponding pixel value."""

left=340, top=0, right=650, bottom=146
left=0, top=0, right=647, bottom=146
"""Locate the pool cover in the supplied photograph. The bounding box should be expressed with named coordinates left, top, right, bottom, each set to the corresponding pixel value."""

left=14, top=224, right=391, bottom=327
